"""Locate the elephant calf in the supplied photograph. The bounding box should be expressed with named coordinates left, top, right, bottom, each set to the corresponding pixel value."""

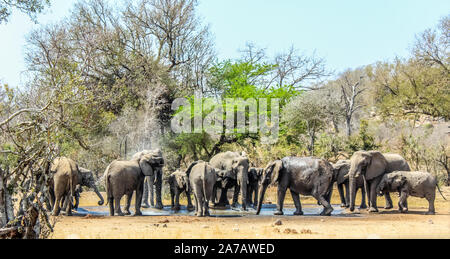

left=377, top=171, right=446, bottom=215
left=187, top=162, right=218, bottom=217
left=247, top=167, right=263, bottom=208
left=168, top=170, right=194, bottom=212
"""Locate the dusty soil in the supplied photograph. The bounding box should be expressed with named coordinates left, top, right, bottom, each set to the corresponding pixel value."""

left=50, top=187, right=450, bottom=239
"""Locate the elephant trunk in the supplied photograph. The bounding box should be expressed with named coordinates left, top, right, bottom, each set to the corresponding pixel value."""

left=241, top=180, right=247, bottom=211
left=256, top=184, right=268, bottom=215
left=92, top=185, right=104, bottom=206
left=349, top=175, right=357, bottom=212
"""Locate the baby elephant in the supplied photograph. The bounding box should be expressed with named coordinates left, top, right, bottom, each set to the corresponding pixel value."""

left=187, top=161, right=218, bottom=217
left=377, top=171, right=446, bottom=215
left=168, top=170, right=194, bottom=212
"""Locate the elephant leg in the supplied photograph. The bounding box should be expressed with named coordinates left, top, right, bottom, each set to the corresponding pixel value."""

left=65, top=194, right=73, bottom=216
left=338, top=184, right=346, bottom=208
left=114, top=197, right=124, bottom=216
left=124, top=193, right=133, bottom=215
left=141, top=177, right=150, bottom=208
left=154, top=172, right=163, bottom=210
left=52, top=194, right=63, bottom=216
left=398, top=191, right=408, bottom=213
left=426, top=194, right=435, bottom=215
left=231, top=185, right=240, bottom=208
left=193, top=194, right=199, bottom=216
left=359, top=186, right=368, bottom=209
left=313, top=190, right=333, bottom=216
left=174, top=189, right=181, bottom=211
left=253, top=186, right=258, bottom=209
left=218, top=187, right=229, bottom=207
left=368, top=180, right=380, bottom=213
left=274, top=185, right=287, bottom=216
left=150, top=180, right=155, bottom=207
left=186, top=191, right=194, bottom=211
left=170, top=188, right=175, bottom=209
left=108, top=197, right=114, bottom=216
left=344, top=182, right=350, bottom=208
left=384, top=192, right=394, bottom=210
left=134, top=183, right=144, bottom=216
left=195, top=190, right=203, bottom=217
left=74, top=192, right=80, bottom=211
left=290, top=190, right=303, bottom=216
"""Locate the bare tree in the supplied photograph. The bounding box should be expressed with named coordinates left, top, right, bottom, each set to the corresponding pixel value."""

left=413, top=15, right=449, bottom=74
left=336, top=69, right=367, bottom=137
left=273, top=46, right=330, bottom=89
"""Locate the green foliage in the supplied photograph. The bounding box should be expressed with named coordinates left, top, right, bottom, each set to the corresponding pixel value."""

left=346, top=120, right=379, bottom=153
left=0, top=0, right=50, bottom=24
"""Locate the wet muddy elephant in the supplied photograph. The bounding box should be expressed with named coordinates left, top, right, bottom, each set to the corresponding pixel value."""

left=168, top=170, right=194, bottom=212
left=247, top=167, right=263, bottom=208
left=49, top=157, right=79, bottom=216
left=377, top=171, right=447, bottom=215
left=187, top=162, right=219, bottom=217
left=348, top=151, right=411, bottom=213
left=256, top=157, right=335, bottom=216
left=210, top=152, right=249, bottom=210
left=332, top=160, right=366, bottom=209
left=105, top=151, right=164, bottom=216
left=133, top=150, right=165, bottom=210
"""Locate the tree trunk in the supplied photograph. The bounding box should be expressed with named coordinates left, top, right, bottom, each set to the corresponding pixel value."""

left=346, top=117, right=352, bottom=137
left=0, top=170, right=13, bottom=228
left=0, top=170, right=7, bottom=228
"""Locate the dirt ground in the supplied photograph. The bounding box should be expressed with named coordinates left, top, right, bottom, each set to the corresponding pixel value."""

left=50, top=187, right=450, bottom=239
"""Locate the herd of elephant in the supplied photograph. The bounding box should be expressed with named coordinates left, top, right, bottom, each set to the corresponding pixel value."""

left=48, top=149, right=446, bottom=218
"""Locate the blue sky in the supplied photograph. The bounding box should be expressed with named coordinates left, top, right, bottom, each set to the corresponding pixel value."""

left=0, top=0, right=449, bottom=87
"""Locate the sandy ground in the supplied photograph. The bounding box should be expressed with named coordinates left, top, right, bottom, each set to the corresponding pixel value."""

left=50, top=187, right=450, bottom=239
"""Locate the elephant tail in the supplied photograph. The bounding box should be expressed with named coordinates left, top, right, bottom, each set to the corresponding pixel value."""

left=203, top=163, right=208, bottom=201
left=436, top=183, right=447, bottom=201
left=104, top=164, right=112, bottom=204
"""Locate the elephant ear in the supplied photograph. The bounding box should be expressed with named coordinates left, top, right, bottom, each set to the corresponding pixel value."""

left=176, top=173, right=186, bottom=190
left=50, top=158, right=59, bottom=173
left=139, top=155, right=155, bottom=177
left=392, top=175, right=407, bottom=190
left=270, top=160, right=283, bottom=185
left=365, top=152, right=387, bottom=181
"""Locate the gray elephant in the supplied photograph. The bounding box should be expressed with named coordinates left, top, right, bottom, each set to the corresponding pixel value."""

left=50, top=157, right=79, bottom=216
left=61, top=167, right=104, bottom=211
left=377, top=171, right=447, bottom=215
left=133, top=149, right=165, bottom=210
left=348, top=151, right=411, bottom=213
left=168, top=170, right=194, bottom=212
left=210, top=151, right=249, bottom=210
left=247, top=167, right=263, bottom=208
left=186, top=161, right=219, bottom=217
left=104, top=151, right=164, bottom=216
left=256, top=157, right=335, bottom=216
left=332, top=160, right=367, bottom=209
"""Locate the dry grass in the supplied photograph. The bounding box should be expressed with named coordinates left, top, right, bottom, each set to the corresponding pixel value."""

left=50, top=186, right=450, bottom=239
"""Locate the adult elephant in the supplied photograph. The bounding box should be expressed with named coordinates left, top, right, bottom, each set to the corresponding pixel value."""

left=61, top=167, right=104, bottom=211
left=133, top=149, right=164, bottom=210
left=332, top=160, right=366, bottom=209
left=256, top=157, right=335, bottom=216
left=210, top=152, right=249, bottom=211
left=105, top=151, right=164, bottom=216
left=50, top=157, right=79, bottom=216
left=348, top=151, right=411, bottom=213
